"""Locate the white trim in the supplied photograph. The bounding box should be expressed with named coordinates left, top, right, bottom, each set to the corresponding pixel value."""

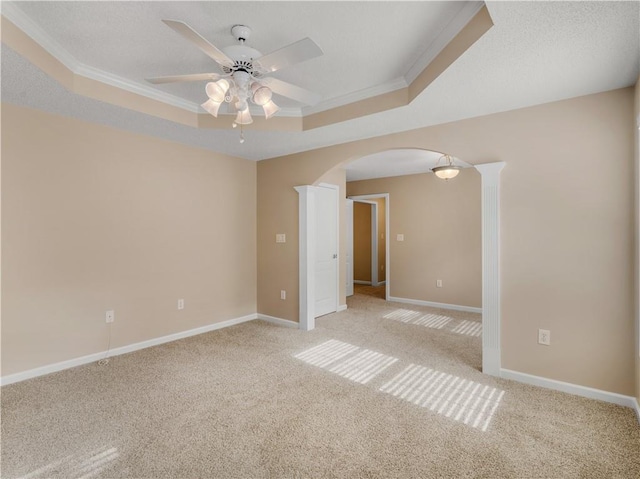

left=257, top=313, right=299, bottom=329
left=388, top=296, right=482, bottom=314
left=337, top=304, right=348, bottom=312
left=294, top=185, right=316, bottom=331
left=474, top=162, right=506, bottom=377
left=318, top=183, right=341, bottom=319
left=501, top=369, right=638, bottom=410
left=633, top=398, right=640, bottom=423
left=405, top=1, right=486, bottom=84
left=0, top=313, right=257, bottom=386
left=346, top=198, right=354, bottom=297
left=302, top=78, right=407, bottom=116
left=354, top=280, right=372, bottom=285
left=348, top=194, right=390, bottom=301
left=371, top=202, right=379, bottom=286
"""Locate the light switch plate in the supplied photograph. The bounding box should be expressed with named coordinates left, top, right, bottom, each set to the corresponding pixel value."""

left=538, top=329, right=551, bottom=346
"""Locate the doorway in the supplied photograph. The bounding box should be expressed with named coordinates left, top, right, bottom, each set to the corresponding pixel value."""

left=348, top=194, right=389, bottom=301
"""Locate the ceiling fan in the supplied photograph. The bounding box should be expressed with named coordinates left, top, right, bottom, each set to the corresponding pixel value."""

left=147, top=21, right=323, bottom=133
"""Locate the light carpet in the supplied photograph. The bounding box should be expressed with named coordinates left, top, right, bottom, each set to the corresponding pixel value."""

left=2, top=293, right=639, bottom=478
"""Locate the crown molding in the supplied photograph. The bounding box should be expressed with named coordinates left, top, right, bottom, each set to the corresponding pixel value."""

left=405, top=1, right=486, bottom=85
left=1, top=1, right=200, bottom=113
left=302, top=77, right=408, bottom=116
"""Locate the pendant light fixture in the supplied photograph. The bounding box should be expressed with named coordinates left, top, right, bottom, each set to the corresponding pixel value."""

left=432, top=154, right=461, bottom=180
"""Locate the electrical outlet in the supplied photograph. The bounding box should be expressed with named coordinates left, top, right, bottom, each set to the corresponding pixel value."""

left=538, top=329, right=551, bottom=346
left=436, top=279, right=443, bottom=288
left=276, top=234, right=286, bottom=243
left=105, top=310, right=115, bottom=323
left=177, top=299, right=185, bottom=310
left=396, top=234, right=404, bottom=241
left=280, top=290, right=286, bottom=300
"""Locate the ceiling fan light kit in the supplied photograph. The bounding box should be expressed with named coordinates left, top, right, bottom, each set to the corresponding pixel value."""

left=147, top=21, right=323, bottom=143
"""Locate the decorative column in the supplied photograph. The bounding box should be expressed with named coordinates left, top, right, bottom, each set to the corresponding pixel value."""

left=474, top=162, right=506, bottom=377
left=294, top=186, right=316, bottom=331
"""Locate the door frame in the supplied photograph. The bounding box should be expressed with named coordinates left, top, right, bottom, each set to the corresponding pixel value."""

left=294, top=183, right=340, bottom=331
left=349, top=194, right=390, bottom=299
left=351, top=199, right=379, bottom=286
left=346, top=199, right=354, bottom=297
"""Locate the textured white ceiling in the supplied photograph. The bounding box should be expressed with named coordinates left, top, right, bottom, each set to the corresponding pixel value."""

left=11, top=1, right=472, bottom=110
left=2, top=1, right=639, bottom=165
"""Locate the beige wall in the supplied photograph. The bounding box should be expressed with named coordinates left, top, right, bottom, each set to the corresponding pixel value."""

left=348, top=170, right=481, bottom=308
left=353, top=202, right=373, bottom=282
left=256, top=88, right=635, bottom=395
left=256, top=161, right=346, bottom=317
left=1, top=103, right=257, bottom=376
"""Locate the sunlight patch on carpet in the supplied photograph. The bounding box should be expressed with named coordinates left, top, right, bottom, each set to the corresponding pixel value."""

left=19, top=446, right=119, bottom=479
left=451, top=319, right=482, bottom=337
left=383, top=308, right=482, bottom=337
left=294, top=340, right=398, bottom=384
left=379, top=364, right=504, bottom=431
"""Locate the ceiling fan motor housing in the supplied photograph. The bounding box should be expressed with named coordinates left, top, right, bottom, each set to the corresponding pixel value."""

left=223, top=26, right=263, bottom=77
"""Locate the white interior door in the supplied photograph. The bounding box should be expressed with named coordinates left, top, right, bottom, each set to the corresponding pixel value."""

left=346, top=199, right=354, bottom=296
left=315, top=185, right=338, bottom=317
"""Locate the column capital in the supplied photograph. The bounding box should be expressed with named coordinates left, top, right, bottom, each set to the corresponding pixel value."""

left=474, top=162, right=505, bottom=186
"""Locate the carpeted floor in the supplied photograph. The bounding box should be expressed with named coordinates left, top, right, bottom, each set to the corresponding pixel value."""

left=2, top=293, right=639, bottom=478
left=354, top=283, right=386, bottom=299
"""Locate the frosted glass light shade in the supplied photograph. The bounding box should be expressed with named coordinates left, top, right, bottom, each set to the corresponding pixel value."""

left=235, top=109, right=253, bottom=125
left=432, top=166, right=461, bottom=180
left=262, top=99, right=281, bottom=120
left=205, top=79, right=229, bottom=102
left=253, top=86, right=272, bottom=106
left=201, top=98, right=223, bottom=117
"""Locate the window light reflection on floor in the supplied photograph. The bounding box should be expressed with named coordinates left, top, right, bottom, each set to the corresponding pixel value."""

left=451, top=319, right=482, bottom=337
left=294, top=339, right=398, bottom=384
left=19, top=446, right=119, bottom=479
left=383, top=309, right=482, bottom=337
left=380, top=364, right=504, bottom=432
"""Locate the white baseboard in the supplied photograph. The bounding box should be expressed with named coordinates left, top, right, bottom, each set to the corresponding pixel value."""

left=387, top=296, right=482, bottom=314
left=0, top=313, right=258, bottom=387
left=256, top=313, right=299, bottom=329
left=337, top=304, right=348, bottom=312
left=353, top=280, right=372, bottom=285
left=500, top=369, right=638, bottom=411
left=634, top=398, right=640, bottom=423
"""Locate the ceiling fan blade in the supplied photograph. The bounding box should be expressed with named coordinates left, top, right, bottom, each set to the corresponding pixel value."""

left=260, top=77, right=322, bottom=106
left=146, top=73, right=223, bottom=84
left=254, top=38, right=323, bottom=73
left=162, top=20, right=234, bottom=68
